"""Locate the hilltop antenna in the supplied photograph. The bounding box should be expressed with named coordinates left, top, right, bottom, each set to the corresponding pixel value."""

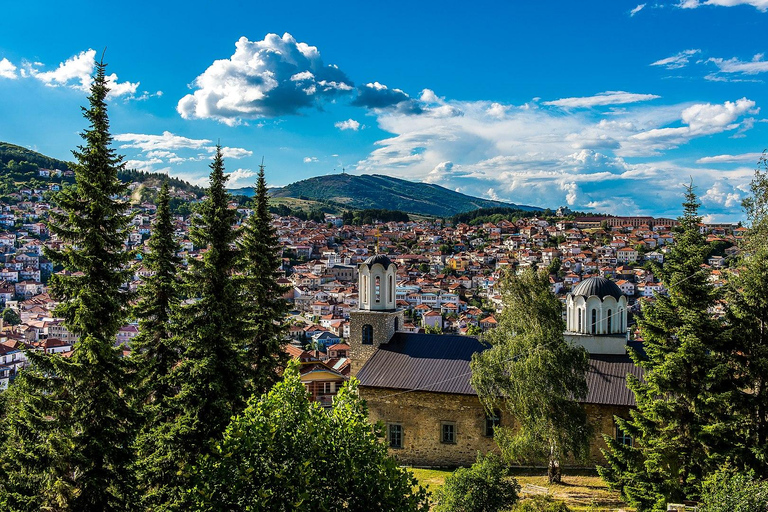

left=342, top=167, right=346, bottom=175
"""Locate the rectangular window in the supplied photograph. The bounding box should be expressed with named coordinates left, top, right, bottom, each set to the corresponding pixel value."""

left=485, top=411, right=501, bottom=437
left=322, top=382, right=334, bottom=394
left=441, top=422, right=456, bottom=444
left=616, top=424, right=632, bottom=446
left=389, top=424, right=403, bottom=449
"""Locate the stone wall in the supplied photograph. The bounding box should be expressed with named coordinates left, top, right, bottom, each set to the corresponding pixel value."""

left=361, top=387, right=501, bottom=467
left=361, top=386, right=633, bottom=467
left=349, top=309, right=404, bottom=376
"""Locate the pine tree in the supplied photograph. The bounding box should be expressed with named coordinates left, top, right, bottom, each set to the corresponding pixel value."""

left=131, top=181, right=183, bottom=501
left=140, top=146, right=251, bottom=510
left=599, top=184, right=730, bottom=510
left=470, top=267, right=592, bottom=483
left=724, top=156, right=768, bottom=472
left=237, top=163, right=288, bottom=395
left=0, top=58, right=136, bottom=511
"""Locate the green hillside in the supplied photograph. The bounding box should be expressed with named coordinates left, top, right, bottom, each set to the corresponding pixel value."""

left=233, top=173, right=541, bottom=217
left=0, top=142, right=206, bottom=197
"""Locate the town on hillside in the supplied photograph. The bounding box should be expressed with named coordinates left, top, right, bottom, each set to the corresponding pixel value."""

left=0, top=172, right=742, bottom=398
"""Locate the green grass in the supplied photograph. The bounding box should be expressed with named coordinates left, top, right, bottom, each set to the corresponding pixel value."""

left=408, top=467, right=633, bottom=511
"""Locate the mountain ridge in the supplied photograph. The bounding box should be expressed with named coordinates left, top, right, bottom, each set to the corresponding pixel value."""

left=231, top=173, right=542, bottom=217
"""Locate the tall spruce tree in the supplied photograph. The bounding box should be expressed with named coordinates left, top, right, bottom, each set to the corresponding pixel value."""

left=724, top=156, right=768, bottom=472
left=470, top=267, right=592, bottom=483
left=140, top=146, right=251, bottom=510
left=0, top=58, right=135, bottom=511
left=599, top=185, right=730, bottom=510
left=237, top=163, right=288, bottom=395
left=131, top=181, right=183, bottom=502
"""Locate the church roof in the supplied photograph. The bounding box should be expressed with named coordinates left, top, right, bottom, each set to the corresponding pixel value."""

left=357, top=333, right=643, bottom=406
left=361, top=254, right=394, bottom=268
left=571, top=276, right=623, bottom=300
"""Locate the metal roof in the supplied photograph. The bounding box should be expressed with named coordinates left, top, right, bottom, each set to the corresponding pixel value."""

left=571, top=277, right=623, bottom=300
left=357, top=333, right=643, bottom=406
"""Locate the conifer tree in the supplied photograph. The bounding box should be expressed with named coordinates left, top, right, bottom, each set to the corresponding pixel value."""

left=140, top=146, right=251, bottom=510
left=724, top=156, right=768, bottom=472
left=599, top=185, right=730, bottom=510
left=470, top=267, right=592, bottom=483
left=0, top=58, right=135, bottom=511
left=237, top=163, right=288, bottom=395
left=131, top=181, right=182, bottom=500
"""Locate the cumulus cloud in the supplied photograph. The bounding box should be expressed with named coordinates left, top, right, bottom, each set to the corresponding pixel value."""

left=354, top=93, right=758, bottom=220
left=543, top=91, right=661, bottom=108
left=696, top=152, right=765, bottom=164
left=115, top=131, right=211, bottom=152
left=630, top=3, right=646, bottom=15
left=650, top=49, right=701, bottom=70
left=678, top=0, right=768, bottom=11
left=29, top=49, right=143, bottom=98
left=351, top=82, right=423, bottom=114
left=227, top=168, right=257, bottom=188
left=335, top=119, right=361, bottom=131
left=0, top=58, right=17, bottom=79
left=177, top=33, right=354, bottom=125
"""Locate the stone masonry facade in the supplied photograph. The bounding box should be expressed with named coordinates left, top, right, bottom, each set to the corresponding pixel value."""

left=361, top=386, right=632, bottom=467
left=349, top=309, right=404, bottom=375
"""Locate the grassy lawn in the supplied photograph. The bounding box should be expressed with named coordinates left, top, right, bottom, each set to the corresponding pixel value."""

left=408, top=467, right=632, bottom=511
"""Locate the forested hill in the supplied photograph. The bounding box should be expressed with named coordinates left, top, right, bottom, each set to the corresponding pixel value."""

left=232, top=173, right=542, bottom=217
left=0, top=142, right=206, bottom=197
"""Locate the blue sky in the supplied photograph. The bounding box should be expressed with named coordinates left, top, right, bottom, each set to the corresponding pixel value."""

left=1, top=0, right=767, bottom=221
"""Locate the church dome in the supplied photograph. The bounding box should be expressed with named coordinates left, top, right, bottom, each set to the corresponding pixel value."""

left=571, top=277, right=622, bottom=300
left=362, top=254, right=394, bottom=268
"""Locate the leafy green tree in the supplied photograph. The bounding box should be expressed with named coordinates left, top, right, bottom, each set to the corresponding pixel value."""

left=470, top=267, right=591, bottom=483
left=2, top=308, right=20, bottom=326
left=435, top=453, right=519, bottom=512
left=130, top=181, right=183, bottom=503
left=466, top=324, right=483, bottom=336
left=599, top=185, right=730, bottom=509
left=191, top=364, right=430, bottom=511
left=0, top=59, right=136, bottom=511
left=425, top=323, right=443, bottom=334
left=236, top=164, right=288, bottom=395
left=699, top=465, right=768, bottom=512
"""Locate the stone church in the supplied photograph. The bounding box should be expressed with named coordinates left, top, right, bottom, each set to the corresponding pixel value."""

left=349, top=254, right=642, bottom=467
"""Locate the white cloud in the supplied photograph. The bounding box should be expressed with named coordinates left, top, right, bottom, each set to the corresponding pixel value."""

left=227, top=168, right=257, bottom=188
left=630, top=3, right=646, bottom=15
left=30, top=49, right=140, bottom=97
left=115, top=131, right=211, bottom=152
left=303, top=157, right=318, bottom=163
left=678, top=0, right=768, bottom=11
left=335, top=119, right=361, bottom=131
left=696, top=152, right=764, bottom=164
left=353, top=93, right=758, bottom=220
left=116, top=132, right=252, bottom=173
left=0, top=58, right=17, bottom=79
left=543, top=91, right=661, bottom=108
left=708, top=53, right=768, bottom=75
left=650, top=49, right=701, bottom=70
left=177, top=33, right=354, bottom=125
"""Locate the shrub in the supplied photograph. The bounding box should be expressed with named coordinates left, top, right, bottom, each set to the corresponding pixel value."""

left=700, top=466, right=768, bottom=512
left=511, top=495, right=571, bottom=512
left=435, top=452, right=520, bottom=512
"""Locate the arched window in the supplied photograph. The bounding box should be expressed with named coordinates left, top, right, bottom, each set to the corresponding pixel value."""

left=578, top=308, right=582, bottom=332
left=362, top=275, right=368, bottom=304
left=621, top=309, right=625, bottom=331
left=362, top=324, right=374, bottom=345
left=375, top=276, right=381, bottom=303
left=389, top=275, right=394, bottom=303
left=394, top=317, right=399, bottom=332
left=607, top=309, right=612, bottom=333
left=591, top=309, right=597, bottom=334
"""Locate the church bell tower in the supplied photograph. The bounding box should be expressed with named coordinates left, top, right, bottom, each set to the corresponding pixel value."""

left=349, top=254, right=404, bottom=376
